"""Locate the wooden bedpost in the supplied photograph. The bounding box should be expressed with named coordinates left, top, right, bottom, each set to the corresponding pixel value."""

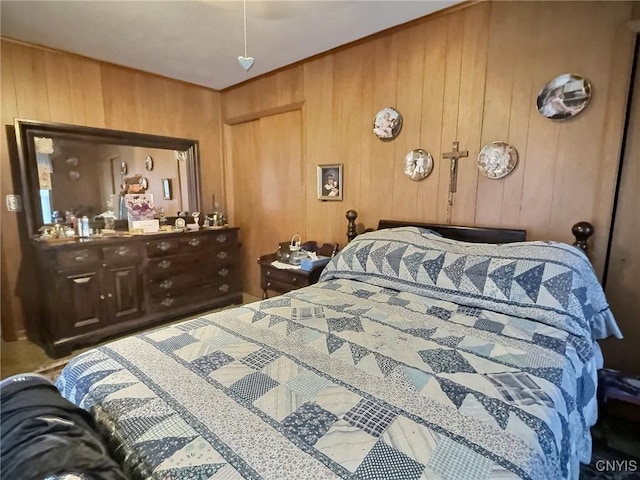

left=346, top=210, right=358, bottom=243
left=572, top=221, right=594, bottom=256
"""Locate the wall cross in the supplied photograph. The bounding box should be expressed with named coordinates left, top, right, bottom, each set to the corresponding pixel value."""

left=442, top=141, right=469, bottom=223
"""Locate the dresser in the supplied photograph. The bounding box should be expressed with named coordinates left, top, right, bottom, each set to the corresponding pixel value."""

left=33, top=228, right=242, bottom=357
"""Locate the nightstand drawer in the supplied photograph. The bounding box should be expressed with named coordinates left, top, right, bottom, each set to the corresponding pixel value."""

left=56, top=248, right=100, bottom=268
left=263, top=267, right=309, bottom=286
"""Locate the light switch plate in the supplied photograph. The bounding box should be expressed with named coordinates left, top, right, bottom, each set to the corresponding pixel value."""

left=6, top=194, right=22, bottom=212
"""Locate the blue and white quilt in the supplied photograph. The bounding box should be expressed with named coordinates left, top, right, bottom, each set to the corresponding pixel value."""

left=56, top=227, right=620, bottom=480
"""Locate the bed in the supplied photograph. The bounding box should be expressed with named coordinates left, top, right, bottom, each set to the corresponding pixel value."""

left=55, top=215, right=621, bottom=480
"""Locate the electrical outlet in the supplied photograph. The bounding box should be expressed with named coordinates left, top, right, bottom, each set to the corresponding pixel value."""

left=6, top=194, right=22, bottom=212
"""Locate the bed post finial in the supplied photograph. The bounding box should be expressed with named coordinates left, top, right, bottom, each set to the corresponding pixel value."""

left=346, top=210, right=358, bottom=243
left=572, top=221, right=594, bottom=256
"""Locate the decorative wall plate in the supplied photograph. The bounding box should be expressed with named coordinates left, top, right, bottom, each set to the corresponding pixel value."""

left=537, top=74, right=591, bottom=120
left=373, top=107, right=402, bottom=140
left=404, top=149, right=433, bottom=181
left=477, top=141, right=518, bottom=179
left=145, top=155, right=153, bottom=171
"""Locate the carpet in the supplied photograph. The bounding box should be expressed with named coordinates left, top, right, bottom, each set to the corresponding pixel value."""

left=33, top=359, right=69, bottom=383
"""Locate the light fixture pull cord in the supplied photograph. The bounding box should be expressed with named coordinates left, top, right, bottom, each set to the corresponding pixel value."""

left=243, top=0, right=248, bottom=58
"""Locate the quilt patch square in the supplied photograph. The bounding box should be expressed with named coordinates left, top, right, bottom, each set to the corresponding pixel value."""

left=229, top=372, right=278, bottom=403
left=287, top=369, right=333, bottom=400
left=291, top=306, right=325, bottom=322
left=354, top=440, right=426, bottom=480
left=427, top=435, right=494, bottom=480
left=344, top=399, right=397, bottom=437
left=191, top=351, right=235, bottom=375
left=155, top=333, right=199, bottom=352
left=240, top=348, right=280, bottom=370
left=486, top=372, right=554, bottom=408
left=281, top=402, right=338, bottom=446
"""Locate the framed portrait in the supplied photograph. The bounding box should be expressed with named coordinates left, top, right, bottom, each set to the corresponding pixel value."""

left=317, top=164, right=343, bottom=201
left=162, top=178, right=173, bottom=200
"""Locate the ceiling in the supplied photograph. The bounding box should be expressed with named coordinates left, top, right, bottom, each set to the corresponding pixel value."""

left=0, top=0, right=461, bottom=91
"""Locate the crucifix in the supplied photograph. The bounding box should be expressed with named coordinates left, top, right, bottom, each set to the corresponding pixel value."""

left=442, top=141, right=469, bottom=222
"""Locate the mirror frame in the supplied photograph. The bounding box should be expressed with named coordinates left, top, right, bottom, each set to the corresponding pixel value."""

left=14, top=118, right=201, bottom=238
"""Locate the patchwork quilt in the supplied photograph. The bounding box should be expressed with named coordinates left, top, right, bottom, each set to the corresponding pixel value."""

left=56, top=228, right=619, bottom=480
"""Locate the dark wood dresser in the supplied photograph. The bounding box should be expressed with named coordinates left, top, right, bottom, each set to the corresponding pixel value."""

left=33, top=228, right=242, bottom=357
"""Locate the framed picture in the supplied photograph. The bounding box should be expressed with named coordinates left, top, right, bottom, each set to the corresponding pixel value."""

left=536, top=73, right=591, bottom=120
left=162, top=178, right=173, bottom=200
left=317, top=164, right=343, bottom=201
left=373, top=107, right=403, bottom=141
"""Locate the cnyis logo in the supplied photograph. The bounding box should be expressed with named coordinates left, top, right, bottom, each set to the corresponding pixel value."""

left=595, top=459, right=638, bottom=472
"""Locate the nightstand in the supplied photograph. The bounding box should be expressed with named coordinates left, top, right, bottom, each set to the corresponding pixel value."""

left=257, top=242, right=337, bottom=299
left=257, top=253, right=325, bottom=299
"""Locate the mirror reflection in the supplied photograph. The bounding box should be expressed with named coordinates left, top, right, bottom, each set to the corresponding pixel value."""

left=14, top=119, right=201, bottom=238
left=34, top=136, right=190, bottom=224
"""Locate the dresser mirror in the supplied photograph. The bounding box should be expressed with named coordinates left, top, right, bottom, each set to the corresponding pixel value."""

left=13, top=119, right=201, bottom=238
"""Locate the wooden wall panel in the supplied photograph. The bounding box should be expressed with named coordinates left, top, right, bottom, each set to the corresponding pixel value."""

left=221, top=2, right=636, bottom=362
left=0, top=39, right=223, bottom=340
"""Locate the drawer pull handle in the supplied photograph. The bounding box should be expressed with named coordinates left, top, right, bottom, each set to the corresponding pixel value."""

left=161, top=298, right=175, bottom=307
left=219, top=284, right=229, bottom=292
left=108, top=293, right=113, bottom=298
left=218, top=268, right=229, bottom=277
left=266, top=282, right=272, bottom=288
left=266, top=271, right=271, bottom=277
left=188, top=238, right=201, bottom=247
left=292, top=277, right=298, bottom=283
left=217, top=251, right=228, bottom=259
left=100, top=294, right=105, bottom=300
left=116, top=247, right=130, bottom=256
left=160, top=280, right=173, bottom=289
left=74, top=253, right=88, bottom=262
left=216, top=235, right=227, bottom=243
left=158, top=242, right=171, bottom=251
left=158, top=260, right=172, bottom=269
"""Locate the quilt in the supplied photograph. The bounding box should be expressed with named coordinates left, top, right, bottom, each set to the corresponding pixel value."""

left=56, top=228, right=619, bottom=480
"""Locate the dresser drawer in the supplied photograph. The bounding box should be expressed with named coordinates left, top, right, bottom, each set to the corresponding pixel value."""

left=56, top=248, right=100, bottom=269
left=103, top=244, right=139, bottom=264
left=148, top=266, right=239, bottom=294
left=209, top=231, right=236, bottom=247
left=146, top=238, right=181, bottom=257
left=179, top=234, right=210, bottom=251
left=148, top=278, right=240, bottom=313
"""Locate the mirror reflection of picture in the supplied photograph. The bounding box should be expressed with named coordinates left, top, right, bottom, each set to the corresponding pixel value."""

left=162, top=178, right=172, bottom=200
left=317, top=164, right=343, bottom=201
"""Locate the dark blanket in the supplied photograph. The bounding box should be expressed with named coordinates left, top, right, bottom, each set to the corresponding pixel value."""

left=1, top=373, right=126, bottom=480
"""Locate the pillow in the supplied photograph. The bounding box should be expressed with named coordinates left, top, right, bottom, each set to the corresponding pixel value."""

left=320, top=227, right=622, bottom=341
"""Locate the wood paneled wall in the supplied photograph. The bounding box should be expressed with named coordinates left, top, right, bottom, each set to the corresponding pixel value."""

left=223, top=1, right=635, bottom=299
left=0, top=39, right=224, bottom=339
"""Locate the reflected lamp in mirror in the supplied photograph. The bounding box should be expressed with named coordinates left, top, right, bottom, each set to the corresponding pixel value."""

left=162, top=178, right=172, bottom=200
left=13, top=118, right=202, bottom=238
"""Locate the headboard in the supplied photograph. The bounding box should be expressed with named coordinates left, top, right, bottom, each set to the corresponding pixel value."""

left=345, top=210, right=595, bottom=256
left=376, top=219, right=526, bottom=244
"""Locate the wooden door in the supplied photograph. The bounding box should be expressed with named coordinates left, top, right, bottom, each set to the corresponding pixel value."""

left=55, top=268, right=104, bottom=335
left=229, top=109, right=304, bottom=297
left=104, top=263, right=144, bottom=322
left=601, top=44, right=640, bottom=375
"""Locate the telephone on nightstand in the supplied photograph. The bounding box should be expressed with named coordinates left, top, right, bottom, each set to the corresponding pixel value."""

left=276, top=234, right=308, bottom=265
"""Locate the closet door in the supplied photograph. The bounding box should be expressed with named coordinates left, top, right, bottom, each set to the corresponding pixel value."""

left=229, top=109, right=304, bottom=297
left=602, top=45, right=639, bottom=375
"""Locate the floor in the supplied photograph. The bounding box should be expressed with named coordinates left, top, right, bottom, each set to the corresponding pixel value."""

left=1, top=292, right=261, bottom=379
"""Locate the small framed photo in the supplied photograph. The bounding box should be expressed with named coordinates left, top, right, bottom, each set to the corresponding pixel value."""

left=162, top=178, right=173, bottom=200
left=317, top=164, right=343, bottom=201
